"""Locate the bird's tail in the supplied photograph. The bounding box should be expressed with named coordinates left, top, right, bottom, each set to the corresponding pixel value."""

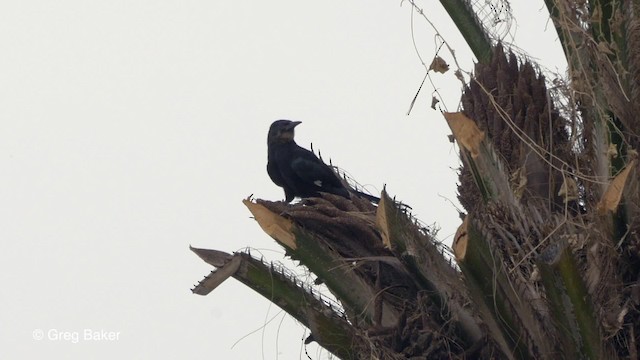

left=350, top=189, right=380, bottom=204
left=350, top=188, right=413, bottom=210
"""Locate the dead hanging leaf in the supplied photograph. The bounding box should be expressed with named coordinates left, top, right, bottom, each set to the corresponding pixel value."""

left=430, top=96, right=440, bottom=110
left=429, top=56, right=449, bottom=74
left=591, top=5, right=602, bottom=24
left=586, top=242, right=602, bottom=292
left=443, top=112, right=485, bottom=158
left=453, top=216, right=469, bottom=261
left=597, top=160, right=637, bottom=213
left=558, top=176, right=579, bottom=202
left=454, top=69, right=464, bottom=82
left=607, top=143, right=618, bottom=159
left=510, top=166, right=528, bottom=200
left=375, top=195, right=392, bottom=249
left=243, top=199, right=297, bottom=250
left=597, top=41, right=615, bottom=55
left=530, top=266, right=540, bottom=282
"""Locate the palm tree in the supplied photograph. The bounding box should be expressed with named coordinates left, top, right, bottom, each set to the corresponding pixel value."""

left=191, top=1, right=640, bottom=358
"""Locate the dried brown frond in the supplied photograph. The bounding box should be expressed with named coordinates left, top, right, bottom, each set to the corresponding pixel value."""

left=458, top=44, right=575, bottom=213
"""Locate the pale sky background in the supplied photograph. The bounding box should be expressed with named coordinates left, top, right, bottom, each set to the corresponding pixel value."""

left=1, top=1, right=565, bottom=359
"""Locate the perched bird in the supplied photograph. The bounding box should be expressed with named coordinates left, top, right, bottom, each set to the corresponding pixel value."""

left=266, top=119, right=379, bottom=203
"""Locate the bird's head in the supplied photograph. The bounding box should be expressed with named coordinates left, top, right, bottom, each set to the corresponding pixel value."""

left=267, top=120, right=302, bottom=145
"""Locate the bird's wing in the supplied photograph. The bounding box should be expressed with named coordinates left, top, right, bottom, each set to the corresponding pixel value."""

left=267, top=161, right=285, bottom=187
left=290, top=147, right=343, bottom=189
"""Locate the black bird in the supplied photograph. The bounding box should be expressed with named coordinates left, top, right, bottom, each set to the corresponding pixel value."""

left=266, top=119, right=379, bottom=203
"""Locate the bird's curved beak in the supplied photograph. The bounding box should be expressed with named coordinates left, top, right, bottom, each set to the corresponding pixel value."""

left=288, top=121, right=302, bottom=130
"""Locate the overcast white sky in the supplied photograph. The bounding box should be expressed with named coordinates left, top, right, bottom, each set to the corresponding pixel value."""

left=1, top=1, right=565, bottom=359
